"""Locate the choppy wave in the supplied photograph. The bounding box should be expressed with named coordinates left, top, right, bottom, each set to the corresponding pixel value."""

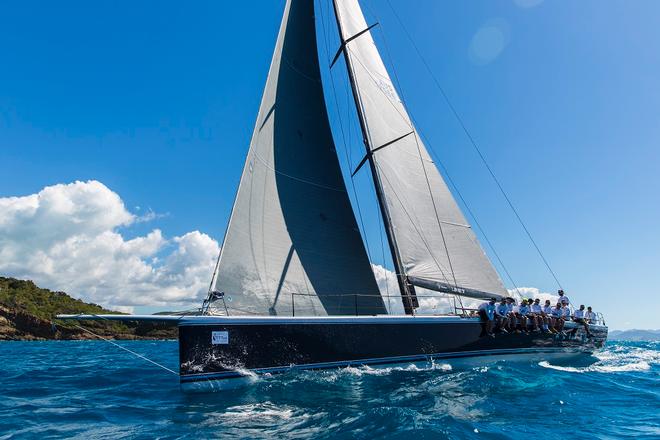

left=1, top=340, right=658, bottom=439
left=539, top=341, right=659, bottom=373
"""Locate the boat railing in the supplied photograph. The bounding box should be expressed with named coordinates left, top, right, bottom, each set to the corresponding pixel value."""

left=205, top=292, right=606, bottom=324
left=567, top=304, right=606, bottom=326
left=283, top=292, right=477, bottom=317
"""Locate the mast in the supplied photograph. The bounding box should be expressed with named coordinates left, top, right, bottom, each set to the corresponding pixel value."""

left=330, top=0, right=417, bottom=315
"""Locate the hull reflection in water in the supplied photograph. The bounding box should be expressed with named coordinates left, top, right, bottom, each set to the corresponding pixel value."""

left=178, top=316, right=607, bottom=392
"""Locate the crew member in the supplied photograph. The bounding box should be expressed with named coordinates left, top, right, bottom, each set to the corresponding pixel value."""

left=531, top=298, right=547, bottom=332
left=478, top=298, right=497, bottom=337
left=542, top=299, right=556, bottom=333
left=573, top=304, right=592, bottom=336
left=585, top=306, right=597, bottom=324
left=495, top=299, right=510, bottom=333
left=517, top=299, right=530, bottom=333
left=552, top=302, right=565, bottom=332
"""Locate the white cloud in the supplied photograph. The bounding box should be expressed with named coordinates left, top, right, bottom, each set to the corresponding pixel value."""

left=371, top=264, right=465, bottom=315
left=0, top=181, right=219, bottom=311
left=509, top=286, right=565, bottom=306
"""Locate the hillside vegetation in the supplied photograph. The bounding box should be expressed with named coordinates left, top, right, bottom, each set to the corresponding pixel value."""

left=0, top=277, right=177, bottom=340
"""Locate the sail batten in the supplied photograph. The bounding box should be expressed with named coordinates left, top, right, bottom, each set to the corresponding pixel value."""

left=210, top=0, right=386, bottom=316
left=333, top=0, right=508, bottom=299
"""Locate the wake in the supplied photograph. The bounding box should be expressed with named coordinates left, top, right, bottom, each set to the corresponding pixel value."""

left=539, top=343, right=658, bottom=373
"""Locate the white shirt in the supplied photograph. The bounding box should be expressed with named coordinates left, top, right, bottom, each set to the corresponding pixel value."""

left=574, top=309, right=585, bottom=319
left=551, top=307, right=562, bottom=317
left=543, top=305, right=553, bottom=315
left=585, top=311, right=597, bottom=321
left=479, top=302, right=495, bottom=320
left=531, top=303, right=543, bottom=313
left=561, top=307, right=571, bottom=318
left=559, top=295, right=570, bottom=305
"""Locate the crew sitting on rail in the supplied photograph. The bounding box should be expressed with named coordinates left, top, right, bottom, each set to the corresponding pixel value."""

left=516, top=299, right=530, bottom=333
left=573, top=304, right=593, bottom=337
left=506, top=297, right=519, bottom=333
left=495, top=299, right=510, bottom=333
left=585, top=306, right=597, bottom=324
left=523, top=299, right=540, bottom=332
left=531, top=298, right=549, bottom=332
left=551, top=302, right=565, bottom=332
left=478, top=298, right=497, bottom=337
left=561, top=302, right=572, bottom=324
left=541, top=299, right=556, bottom=333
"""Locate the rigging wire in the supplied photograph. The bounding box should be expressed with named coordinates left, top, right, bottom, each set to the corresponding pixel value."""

left=383, top=0, right=563, bottom=291
left=66, top=322, right=179, bottom=376
left=358, top=0, right=522, bottom=302
left=359, top=1, right=459, bottom=291
left=323, top=0, right=402, bottom=315
left=329, top=0, right=420, bottom=312
left=360, top=12, right=522, bottom=300
left=363, top=2, right=522, bottom=297
left=318, top=0, right=374, bottom=264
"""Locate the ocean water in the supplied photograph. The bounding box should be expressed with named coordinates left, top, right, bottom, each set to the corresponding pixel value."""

left=1, top=340, right=658, bottom=439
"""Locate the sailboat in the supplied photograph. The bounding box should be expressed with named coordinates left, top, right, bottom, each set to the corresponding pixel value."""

left=59, top=0, right=607, bottom=391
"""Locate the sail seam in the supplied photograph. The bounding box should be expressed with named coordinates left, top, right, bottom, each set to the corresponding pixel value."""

left=251, top=150, right=347, bottom=192
left=281, top=55, right=322, bottom=83
left=376, top=162, right=454, bottom=287
left=411, top=130, right=460, bottom=288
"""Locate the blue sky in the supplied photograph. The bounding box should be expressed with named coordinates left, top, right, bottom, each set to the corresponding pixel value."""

left=1, top=0, right=658, bottom=329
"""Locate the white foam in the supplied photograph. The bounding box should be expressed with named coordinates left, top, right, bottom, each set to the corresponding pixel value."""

left=539, top=344, right=657, bottom=373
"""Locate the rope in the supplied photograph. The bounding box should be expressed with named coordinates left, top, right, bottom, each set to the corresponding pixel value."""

left=384, top=0, right=564, bottom=291
left=69, top=323, right=179, bottom=376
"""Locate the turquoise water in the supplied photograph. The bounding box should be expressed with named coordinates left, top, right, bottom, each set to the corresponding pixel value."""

left=1, top=340, right=658, bottom=439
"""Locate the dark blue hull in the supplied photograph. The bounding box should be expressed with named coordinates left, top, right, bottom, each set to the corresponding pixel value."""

left=177, top=316, right=607, bottom=391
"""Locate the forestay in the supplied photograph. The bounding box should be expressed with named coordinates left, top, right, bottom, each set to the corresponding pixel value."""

left=333, top=0, right=507, bottom=299
left=209, top=0, right=386, bottom=316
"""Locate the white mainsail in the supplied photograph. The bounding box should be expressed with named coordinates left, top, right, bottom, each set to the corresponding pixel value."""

left=210, top=0, right=386, bottom=316
left=333, top=0, right=507, bottom=299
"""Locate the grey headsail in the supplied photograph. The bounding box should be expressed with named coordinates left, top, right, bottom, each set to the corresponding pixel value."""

left=332, top=0, right=507, bottom=300
left=208, top=0, right=386, bottom=316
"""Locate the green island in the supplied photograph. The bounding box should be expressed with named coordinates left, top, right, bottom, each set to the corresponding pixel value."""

left=0, top=277, right=177, bottom=340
